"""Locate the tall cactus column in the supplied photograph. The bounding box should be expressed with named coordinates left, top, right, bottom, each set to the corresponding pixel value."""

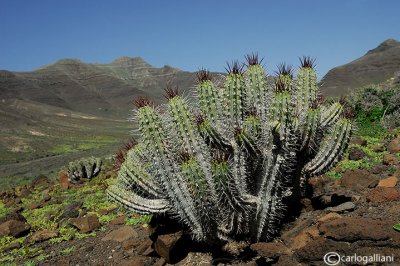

left=108, top=54, right=352, bottom=244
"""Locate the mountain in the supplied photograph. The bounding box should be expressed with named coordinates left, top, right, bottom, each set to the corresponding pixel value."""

left=321, top=39, right=400, bottom=95
left=0, top=57, right=199, bottom=118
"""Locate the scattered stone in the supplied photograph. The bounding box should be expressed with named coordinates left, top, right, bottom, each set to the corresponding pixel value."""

left=14, top=185, right=31, bottom=198
left=0, top=212, right=26, bottom=224
left=383, top=154, right=400, bottom=166
left=340, top=169, right=377, bottom=191
left=388, top=137, right=400, bottom=154
left=317, top=212, right=342, bottom=223
left=42, top=194, right=51, bottom=202
left=26, top=203, right=42, bottom=210
left=367, top=187, right=400, bottom=203
left=250, top=242, right=290, bottom=258
left=122, top=238, right=142, bottom=251
left=295, top=237, right=349, bottom=262
left=370, top=164, right=389, bottom=174
left=350, top=137, right=367, bottom=146
left=110, top=215, right=126, bottom=225
left=325, top=201, right=355, bottom=213
left=31, top=174, right=53, bottom=188
left=3, top=241, right=21, bottom=252
left=319, top=217, right=400, bottom=242
left=223, top=240, right=248, bottom=256
left=59, top=201, right=82, bottom=220
left=289, top=226, right=320, bottom=250
left=28, top=229, right=57, bottom=243
left=98, top=208, right=109, bottom=216
left=0, top=220, right=31, bottom=237
left=378, top=176, right=398, bottom=188
left=70, top=214, right=100, bottom=233
left=120, top=256, right=150, bottom=266
left=175, top=252, right=213, bottom=266
left=394, top=167, right=400, bottom=178
left=101, top=226, right=138, bottom=242
left=371, top=145, right=385, bottom=152
left=153, top=258, right=166, bottom=266
left=154, top=231, right=184, bottom=262
left=59, top=171, right=70, bottom=189
left=137, top=238, right=154, bottom=256
left=348, top=147, right=367, bottom=160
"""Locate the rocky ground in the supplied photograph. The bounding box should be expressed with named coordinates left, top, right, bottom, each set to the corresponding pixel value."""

left=1, top=134, right=400, bottom=265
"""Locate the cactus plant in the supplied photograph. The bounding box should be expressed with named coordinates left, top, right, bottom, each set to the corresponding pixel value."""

left=67, top=157, right=102, bottom=183
left=107, top=54, right=352, bottom=243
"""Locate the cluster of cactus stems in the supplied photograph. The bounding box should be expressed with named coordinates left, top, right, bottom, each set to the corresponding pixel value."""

left=67, top=157, right=102, bottom=183
left=108, top=54, right=352, bottom=243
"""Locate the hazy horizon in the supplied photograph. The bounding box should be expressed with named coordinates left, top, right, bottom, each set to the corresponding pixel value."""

left=1, top=0, right=400, bottom=77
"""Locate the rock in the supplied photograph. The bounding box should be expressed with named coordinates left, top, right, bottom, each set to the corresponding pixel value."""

left=98, top=208, right=109, bottom=216
left=340, top=169, right=377, bottom=191
left=28, top=229, right=57, bottom=243
left=175, top=252, right=213, bottom=266
left=317, top=212, right=342, bottom=223
left=59, top=201, right=82, bottom=220
left=0, top=212, right=26, bottom=224
left=394, top=167, right=400, bottom=178
left=120, top=256, right=149, bottom=266
left=367, top=187, right=400, bottom=202
left=154, top=231, right=184, bottom=263
left=153, top=258, right=166, bottom=266
left=319, top=217, right=400, bottom=242
left=378, top=176, right=398, bottom=187
left=371, top=145, right=385, bottom=152
left=350, top=137, right=367, bottom=146
left=26, top=203, right=42, bottom=210
left=59, top=171, right=70, bottom=189
left=370, top=164, right=389, bottom=174
left=3, top=241, right=21, bottom=252
left=295, top=237, right=349, bottom=262
left=388, top=137, right=400, bottom=154
left=14, top=185, right=31, bottom=198
left=42, top=194, right=51, bottom=202
left=223, top=240, right=248, bottom=256
left=289, top=226, right=320, bottom=250
left=250, top=242, right=290, bottom=258
left=110, top=215, right=126, bottom=225
left=122, top=238, right=142, bottom=251
left=137, top=238, right=154, bottom=256
left=348, top=147, right=367, bottom=160
left=31, top=175, right=53, bottom=188
left=0, top=220, right=31, bottom=237
left=101, top=226, right=138, bottom=242
left=383, top=154, right=400, bottom=166
left=325, top=201, right=355, bottom=213
left=70, top=214, right=100, bottom=233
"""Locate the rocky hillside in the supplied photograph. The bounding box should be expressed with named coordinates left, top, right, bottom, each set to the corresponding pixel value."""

left=321, top=39, right=400, bottom=95
left=0, top=57, right=201, bottom=118
left=1, top=133, right=400, bottom=265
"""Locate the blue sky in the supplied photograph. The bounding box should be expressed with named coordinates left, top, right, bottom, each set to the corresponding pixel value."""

left=1, top=0, right=399, bottom=77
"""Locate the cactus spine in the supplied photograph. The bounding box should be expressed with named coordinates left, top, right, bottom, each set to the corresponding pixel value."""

left=108, top=54, right=352, bottom=243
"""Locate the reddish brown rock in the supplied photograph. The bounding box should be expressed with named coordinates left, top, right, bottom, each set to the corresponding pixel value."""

left=295, top=237, right=349, bottom=262
left=120, top=256, right=150, bottom=266
left=318, top=212, right=342, bottom=223
left=250, top=242, right=290, bottom=258
left=122, top=238, right=142, bottom=251
left=31, top=175, right=53, bottom=188
left=348, top=147, right=367, bottom=161
left=26, top=203, right=42, bottom=210
left=154, top=231, right=184, bottom=262
left=59, top=171, right=70, bottom=189
left=394, top=167, right=400, bottom=178
left=0, top=212, right=26, bottom=224
left=101, top=226, right=138, bottom=242
left=110, top=215, right=126, bottom=225
left=0, top=220, right=31, bottom=237
left=350, top=137, right=367, bottom=146
left=3, top=241, right=21, bottom=252
left=371, top=145, right=385, bottom=152
left=289, top=226, right=320, bottom=250
left=70, top=214, right=100, bottom=233
left=378, top=176, right=398, bottom=187
left=388, top=137, right=400, bottom=154
left=367, top=187, right=400, bottom=202
left=319, top=217, right=400, bottom=242
left=340, top=169, right=377, bottom=191
left=28, top=229, right=57, bottom=243
left=383, top=154, right=400, bottom=166
left=137, top=238, right=154, bottom=256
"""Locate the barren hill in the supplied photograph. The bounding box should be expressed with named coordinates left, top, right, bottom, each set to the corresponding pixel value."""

left=321, top=39, right=400, bottom=95
left=0, top=57, right=197, bottom=118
